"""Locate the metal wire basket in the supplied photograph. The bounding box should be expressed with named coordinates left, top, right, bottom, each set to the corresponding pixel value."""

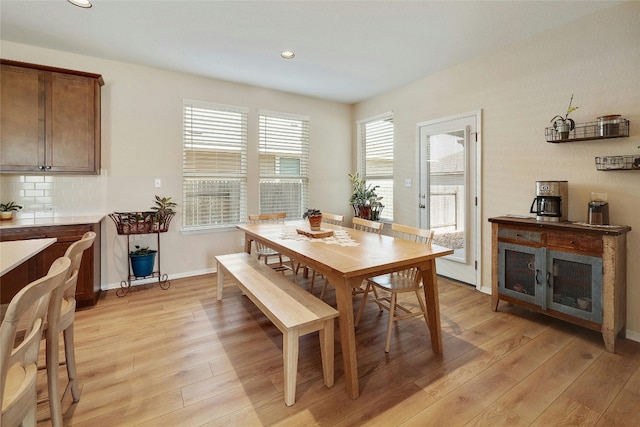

left=108, top=211, right=174, bottom=234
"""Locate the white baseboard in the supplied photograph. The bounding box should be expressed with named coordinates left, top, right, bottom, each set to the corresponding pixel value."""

left=625, top=329, right=640, bottom=344
left=101, top=268, right=216, bottom=291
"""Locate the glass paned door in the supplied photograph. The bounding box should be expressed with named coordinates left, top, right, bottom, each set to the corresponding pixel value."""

left=419, top=111, right=480, bottom=287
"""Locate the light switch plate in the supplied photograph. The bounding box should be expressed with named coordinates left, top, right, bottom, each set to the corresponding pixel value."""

left=404, top=178, right=412, bottom=188
left=155, top=178, right=161, bottom=188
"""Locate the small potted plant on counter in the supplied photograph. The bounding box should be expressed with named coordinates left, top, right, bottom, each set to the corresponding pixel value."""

left=303, top=208, right=322, bottom=231
left=550, top=94, right=579, bottom=140
left=129, top=245, right=158, bottom=277
left=0, top=201, right=22, bottom=220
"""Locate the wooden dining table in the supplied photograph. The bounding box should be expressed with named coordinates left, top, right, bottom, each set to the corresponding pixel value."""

left=237, top=221, right=454, bottom=399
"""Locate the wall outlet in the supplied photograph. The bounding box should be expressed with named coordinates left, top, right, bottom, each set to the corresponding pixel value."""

left=404, top=178, right=412, bottom=188
left=44, top=206, right=57, bottom=212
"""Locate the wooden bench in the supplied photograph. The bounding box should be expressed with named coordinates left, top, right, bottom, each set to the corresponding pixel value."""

left=215, top=252, right=339, bottom=406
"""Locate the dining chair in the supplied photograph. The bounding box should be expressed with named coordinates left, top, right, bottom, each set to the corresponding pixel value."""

left=355, top=223, right=434, bottom=353
left=43, top=231, right=96, bottom=427
left=334, top=216, right=386, bottom=300
left=0, top=257, right=70, bottom=427
left=248, top=213, right=294, bottom=275
left=352, top=217, right=383, bottom=234
left=296, top=212, right=345, bottom=295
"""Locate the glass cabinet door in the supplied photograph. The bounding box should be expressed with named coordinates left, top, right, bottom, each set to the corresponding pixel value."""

left=498, top=242, right=543, bottom=306
left=547, top=250, right=603, bottom=323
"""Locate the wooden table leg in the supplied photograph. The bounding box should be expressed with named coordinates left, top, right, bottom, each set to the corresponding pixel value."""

left=331, top=275, right=360, bottom=399
left=420, top=260, right=443, bottom=354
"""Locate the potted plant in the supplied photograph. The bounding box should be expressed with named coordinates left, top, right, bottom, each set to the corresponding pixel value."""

left=0, top=201, right=22, bottom=220
left=550, top=94, right=579, bottom=140
left=303, top=208, right=322, bottom=231
left=149, top=195, right=177, bottom=232
left=348, top=172, right=383, bottom=220
left=129, top=245, right=157, bottom=277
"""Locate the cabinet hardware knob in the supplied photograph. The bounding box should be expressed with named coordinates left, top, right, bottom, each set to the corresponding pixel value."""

left=38, top=165, right=45, bottom=170
left=45, top=165, right=52, bottom=170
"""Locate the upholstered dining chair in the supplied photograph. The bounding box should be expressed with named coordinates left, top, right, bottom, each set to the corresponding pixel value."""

left=247, top=213, right=294, bottom=275
left=1, top=257, right=70, bottom=427
left=43, top=231, right=96, bottom=427
left=355, top=223, right=434, bottom=353
left=295, top=212, right=345, bottom=295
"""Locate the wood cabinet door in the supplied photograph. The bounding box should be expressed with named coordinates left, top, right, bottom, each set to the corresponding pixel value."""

left=0, top=64, right=45, bottom=172
left=47, top=72, right=99, bottom=173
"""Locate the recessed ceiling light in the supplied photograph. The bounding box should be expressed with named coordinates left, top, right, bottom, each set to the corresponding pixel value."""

left=68, top=0, right=92, bottom=8
left=281, top=51, right=295, bottom=60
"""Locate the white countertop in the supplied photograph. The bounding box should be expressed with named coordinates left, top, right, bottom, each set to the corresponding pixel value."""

left=0, top=215, right=105, bottom=230
left=0, top=238, right=57, bottom=276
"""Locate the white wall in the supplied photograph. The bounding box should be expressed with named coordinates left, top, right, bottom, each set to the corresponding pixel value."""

left=0, top=41, right=353, bottom=287
left=354, top=2, right=640, bottom=339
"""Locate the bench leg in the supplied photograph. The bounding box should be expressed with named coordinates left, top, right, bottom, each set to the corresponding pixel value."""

left=216, top=262, right=224, bottom=301
left=319, top=318, right=335, bottom=388
left=283, top=329, right=299, bottom=406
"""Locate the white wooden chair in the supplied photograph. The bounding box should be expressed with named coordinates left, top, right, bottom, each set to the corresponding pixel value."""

left=295, top=213, right=345, bottom=295
left=352, top=217, right=383, bottom=234
left=43, top=232, right=96, bottom=427
left=318, top=216, right=383, bottom=300
left=0, top=257, right=70, bottom=427
left=248, top=212, right=293, bottom=275
left=355, top=223, right=434, bottom=353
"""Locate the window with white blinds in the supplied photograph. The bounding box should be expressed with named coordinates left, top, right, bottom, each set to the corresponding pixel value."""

left=259, top=112, right=309, bottom=218
left=183, top=100, right=248, bottom=229
left=359, top=114, right=394, bottom=221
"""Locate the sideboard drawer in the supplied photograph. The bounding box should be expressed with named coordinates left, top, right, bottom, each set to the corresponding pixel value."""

left=498, top=228, right=542, bottom=244
left=547, top=233, right=603, bottom=255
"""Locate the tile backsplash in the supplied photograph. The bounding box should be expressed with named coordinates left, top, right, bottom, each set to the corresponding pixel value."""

left=1, top=174, right=106, bottom=218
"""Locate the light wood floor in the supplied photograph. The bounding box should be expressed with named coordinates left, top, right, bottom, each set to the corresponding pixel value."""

left=35, top=272, right=640, bottom=426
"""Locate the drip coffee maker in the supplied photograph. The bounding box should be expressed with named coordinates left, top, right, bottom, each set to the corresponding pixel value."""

left=530, top=181, right=568, bottom=222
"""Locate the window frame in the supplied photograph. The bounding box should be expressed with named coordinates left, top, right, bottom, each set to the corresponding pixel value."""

left=357, top=112, right=394, bottom=222
left=258, top=110, right=310, bottom=219
left=182, top=99, right=248, bottom=231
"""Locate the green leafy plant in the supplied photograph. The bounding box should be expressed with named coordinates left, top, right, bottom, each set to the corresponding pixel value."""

left=348, top=172, right=382, bottom=206
left=302, top=208, right=321, bottom=219
left=550, top=94, right=579, bottom=131
left=129, top=245, right=157, bottom=256
left=150, top=195, right=177, bottom=219
left=0, top=201, right=22, bottom=212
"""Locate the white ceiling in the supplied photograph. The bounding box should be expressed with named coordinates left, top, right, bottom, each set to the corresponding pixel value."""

left=0, top=0, right=622, bottom=104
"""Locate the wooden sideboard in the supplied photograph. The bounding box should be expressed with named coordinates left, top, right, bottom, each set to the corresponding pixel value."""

left=489, top=216, right=630, bottom=353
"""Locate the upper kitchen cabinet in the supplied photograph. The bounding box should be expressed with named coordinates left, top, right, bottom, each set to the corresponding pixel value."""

left=0, top=59, right=103, bottom=174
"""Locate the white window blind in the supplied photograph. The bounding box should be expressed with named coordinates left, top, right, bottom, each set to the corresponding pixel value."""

left=259, top=112, right=309, bottom=218
left=183, top=100, right=248, bottom=229
left=359, top=115, right=394, bottom=221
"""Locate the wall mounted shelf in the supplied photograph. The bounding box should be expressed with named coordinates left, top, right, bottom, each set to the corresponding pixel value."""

left=546, top=119, right=629, bottom=143
left=595, top=155, right=640, bottom=171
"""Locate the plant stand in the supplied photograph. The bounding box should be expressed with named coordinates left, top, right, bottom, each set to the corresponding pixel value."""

left=108, top=212, right=173, bottom=297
